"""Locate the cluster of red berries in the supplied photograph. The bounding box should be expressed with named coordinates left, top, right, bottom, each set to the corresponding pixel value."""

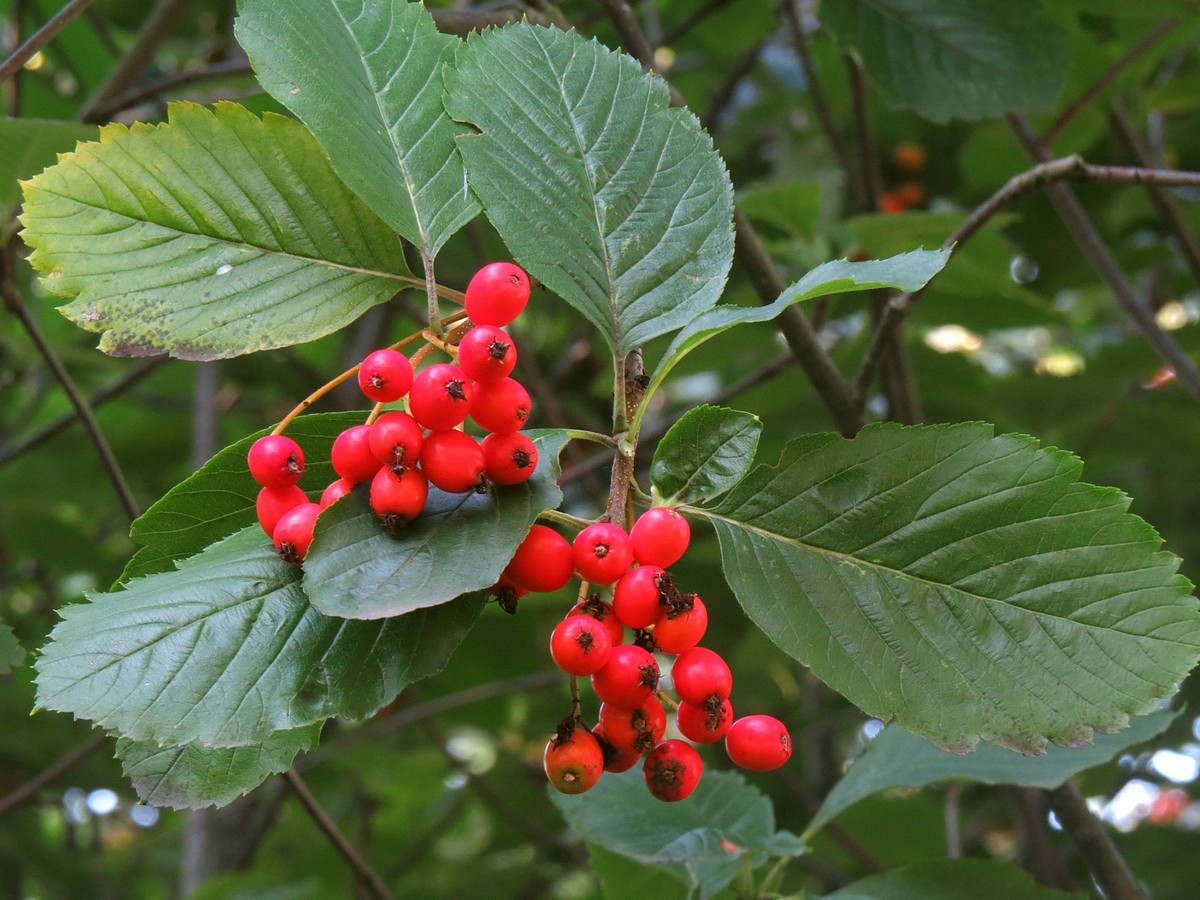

left=246, top=263, right=538, bottom=564
left=497, top=509, right=792, bottom=802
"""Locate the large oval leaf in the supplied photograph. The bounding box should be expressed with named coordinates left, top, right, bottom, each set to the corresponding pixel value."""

left=20, top=102, right=414, bottom=360
left=445, top=23, right=734, bottom=357
left=700, top=422, right=1200, bottom=754
left=35, top=527, right=481, bottom=747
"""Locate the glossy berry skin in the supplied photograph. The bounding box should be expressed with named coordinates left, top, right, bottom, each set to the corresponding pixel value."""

left=725, top=715, right=792, bottom=771
left=256, top=484, right=308, bottom=536
left=592, top=723, right=642, bottom=773
left=319, top=478, right=354, bottom=508
left=481, top=432, right=538, bottom=485
left=457, top=326, right=517, bottom=382
left=273, top=501, right=321, bottom=565
left=248, top=435, right=304, bottom=488
left=676, top=696, right=734, bottom=744
left=368, top=411, right=424, bottom=467
left=543, top=727, right=604, bottom=795
left=357, top=348, right=413, bottom=402
left=549, top=616, right=613, bottom=676
left=331, top=425, right=380, bottom=484
left=572, top=522, right=634, bottom=585
left=369, top=464, right=428, bottom=529
left=643, top=740, right=703, bottom=802
left=598, top=696, right=667, bottom=755
left=469, top=376, right=531, bottom=434
left=420, top=430, right=486, bottom=494
left=630, top=507, right=690, bottom=568
left=652, top=595, right=708, bottom=655
left=671, top=647, right=732, bottom=706
left=503, top=524, right=573, bottom=593
left=465, top=262, right=531, bottom=327
left=591, top=644, right=659, bottom=706
left=409, top=363, right=473, bottom=431
left=567, top=597, right=625, bottom=648
left=612, top=565, right=666, bottom=629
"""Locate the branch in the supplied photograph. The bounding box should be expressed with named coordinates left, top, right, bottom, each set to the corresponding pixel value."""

left=283, top=769, right=396, bottom=900
left=845, top=54, right=882, bottom=212
left=598, top=0, right=657, bottom=69
left=88, top=57, right=254, bottom=120
left=0, top=0, right=98, bottom=84
left=0, top=730, right=108, bottom=816
left=1046, top=781, right=1144, bottom=900
left=661, top=0, right=739, bottom=45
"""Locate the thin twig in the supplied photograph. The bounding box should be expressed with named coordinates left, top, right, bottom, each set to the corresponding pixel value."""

left=661, top=0, right=739, bottom=45
left=702, top=36, right=765, bottom=133
left=1046, top=781, right=1144, bottom=900
left=283, top=769, right=395, bottom=900
left=1041, top=19, right=1180, bottom=145
left=0, top=730, right=108, bottom=816
left=845, top=54, right=881, bottom=212
left=598, top=0, right=658, bottom=69
left=88, top=57, right=254, bottom=120
left=0, top=0, right=98, bottom=84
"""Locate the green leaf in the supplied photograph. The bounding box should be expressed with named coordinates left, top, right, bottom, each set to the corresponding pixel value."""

left=650, top=406, right=762, bottom=504
left=823, top=0, right=1069, bottom=122
left=115, top=723, right=320, bottom=809
left=445, top=23, right=734, bottom=357
left=236, top=0, right=478, bottom=256
left=19, top=102, right=413, bottom=360
left=551, top=769, right=803, bottom=898
left=646, top=250, right=950, bottom=400
left=303, top=430, right=568, bottom=619
left=123, top=412, right=363, bottom=584
left=0, top=622, right=25, bottom=674
left=825, top=859, right=1087, bottom=900
left=700, top=422, right=1200, bottom=754
left=36, top=527, right=481, bottom=746
left=808, top=709, right=1179, bottom=836
left=0, top=118, right=97, bottom=225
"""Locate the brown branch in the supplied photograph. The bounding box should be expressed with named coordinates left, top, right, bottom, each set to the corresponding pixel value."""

left=0, top=0, right=98, bottom=84
left=283, top=769, right=396, bottom=900
left=661, top=0, right=739, bottom=45
left=1041, top=18, right=1180, bottom=145
left=598, top=0, right=657, bottom=69
left=1046, top=781, right=1144, bottom=900
left=702, top=37, right=765, bottom=133
left=0, top=730, right=108, bottom=816
left=845, top=54, right=882, bottom=212
left=429, top=7, right=553, bottom=37
left=88, top=57, right=255, bottom=120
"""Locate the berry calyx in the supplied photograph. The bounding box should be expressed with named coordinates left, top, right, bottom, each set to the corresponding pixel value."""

left=248, top=435, right=304, bottom=488
left=671, top=647, right=732, bottom=706
left=652, top=594, right=707, bottom=655
left=503, top=524, right=573, bottom=593
left=724, top=715, right=792, bottom=772
left=273, top=501, right=321, bottom=565
left=549, top=616, right=613, bottom=676
left=409, top=363, right=473, bottom=431
left=630, top=507, right=690, bottom=568
left=256, top=484, right=308, bottom=536
left=368, top=411, right=424, bottom=467
left=331, top=424, right=380, bottom=484
left=481, top=432, right=538, bottom=485
left=457, top=326, right=517, bottom=382
left=543, top=722, right=604, bottom=795
left=598, top=697, right=667, bottom=755
left=568, top=594, right=625, bottom=648
left=465, top=262, right=531, bottom=327
left=469, top=376, right=531, bottom=434
left=357, top=348, right=414, bottom=402
left=676, top=696, right=734, bottom=744
left=643, top=740, right=703, bottom=802
left=572, top=522, right=634, bottom=585
left=591, top=644, right=659, bottom=706
left=420, top=429, right=486, bottom=494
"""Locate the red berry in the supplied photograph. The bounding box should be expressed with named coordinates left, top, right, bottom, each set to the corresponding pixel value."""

left=410, top=363, right=473, bottom=430
left=572, top=522, right=634, bottom=585
left=465, top=262, right=531, bottom=326
left=420, top=429, right=486, bottom=494
left=357, top=348, right=413, bottom=402
left=652, top=595, right=708, bottom=654
left=544, top=726, right=604, bottom=795
left=567, top=596, right=625, bottom=648
left=612, top=565, right=666, bottom=629
left=331, top=424, right=380, bottom=484
left=630, top=508, right=690, bottom=568
left=550, top=616, right=613, bottom=676
left=671, top=647, right=732, bottom=706
left=369, top=464, right=428, bottom=529
left=643, top=740, right=702, bottom=802
left=503, top=524, right=573, bottom=593
left=457, top=325, right=517, bottom=382
left=592, top=723, right=642, bottom=773
left=248, top=435, right=304, bottom=488
left=469, top=376, right=531, bottom=434
left=273, top=501, right=321, bottom=565
left=256, top=484, right=308, bottom=536
left=725, top=715, right=792, bottom=772
left=319, top=478, right=354, bottom=508
left=598, top=697, right=667, bottom=755
left=591, top=644, right=659, bottom=706
left=368, top=411, right=424, bottom=467
left=676, top=696, right=733, bottom=744
left=481, top=432, right=538, bottom=485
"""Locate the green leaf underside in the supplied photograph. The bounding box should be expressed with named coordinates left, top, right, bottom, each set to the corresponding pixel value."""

left=647, top=250, right=950, bottom=395
left=650, top=405, right=762, bottom=504
left=702, top=422, right=1200, bottom=754
left=823, top=0, right=1069, bottom=123
left=303, top=430, right=569, bottom=619
left=123, top=412, right=363, bottom=584
left=236, top=0, right=478, bottom=256
left=826, top=859, right=1086, bottom=900
left=116, top=723, right=319, bottom=809
left=36, top=527, right=481, bottom=747
left=19, top=102, right=411, bottom=360
left=552, top=769, right=804, bottom=897
left=809, top=709, right=1179, bottom=835
left=445, top=24, right=734, bottom=356
left=0, top=622, right=26, bottom=674
left=0, top=119, right=98, bottom=224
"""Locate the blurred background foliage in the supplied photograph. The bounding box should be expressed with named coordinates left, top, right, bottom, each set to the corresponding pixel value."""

left=3, top=0, right=1200, bottom=897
